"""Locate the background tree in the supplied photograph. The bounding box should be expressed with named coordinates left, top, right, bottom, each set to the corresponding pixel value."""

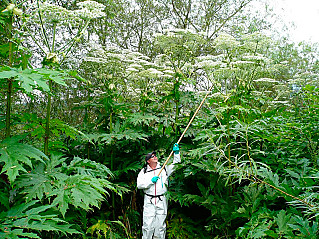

left=2, top=0, right=319, bottom=238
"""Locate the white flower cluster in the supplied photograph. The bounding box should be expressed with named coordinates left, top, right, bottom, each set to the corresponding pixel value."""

left=75, top=1, right=106, bottom=20
left=126, top=51, right=147, bottom=59
left=253, top=78, right=279, bottom=88
left=38, top=2, right=76, bottom=24
left=34, top=1, right=106, bottom=24
left=213, top=33, right=240, bottom=50
left=138, top=68, right=164, bottom=78
left=126, top=67, right=139, bottom=72
left=137, top=59, right=155, bottom=67
left=129, top=63, right=143, bottom=69
left=77, top=1, right=105, bottom=11
left=154, top=54, right=169, bottom=66
left=196, top=60, right=222, bottom=69
left=241, top=54, right=271, bottom=64
left=196, top=54, right=225, bottom=62
left=163, top=69, right=175, bottom=74
left=85, top=47, right=176, bottom=80
left=253, top=78, right=279, bottom=83
left=194, top=54, right=228, bottom=72
left=230, top=61, right=255, bottom=67
left=270, top=101, right=290, bottom=105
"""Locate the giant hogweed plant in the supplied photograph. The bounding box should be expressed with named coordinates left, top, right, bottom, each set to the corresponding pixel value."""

left=165, top=32, right=319, bottom=238
left=0, top=142, right=129, bottom=237
left=23, top=0, right=107, bottom=65
left=0, top=0, right=106, bottom=155
left=0, top=200, right=80, bottom=238
left=0, top=136, right=48, bottom=184
left=187, top=115, right=318, bottom=236
left=0, top=137, right=80, bottom=237
left=167, top=116, right=319, bottom=237
left=15, top=153, right=128, bottom=217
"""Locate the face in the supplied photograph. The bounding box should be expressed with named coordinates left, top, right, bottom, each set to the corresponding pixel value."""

left=147, top=154, right=158, bottom=164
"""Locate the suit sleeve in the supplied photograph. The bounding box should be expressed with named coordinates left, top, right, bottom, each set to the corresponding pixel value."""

left=137, top=169, right=154, bottom=190
left=166, top=152, right=181, bottom=176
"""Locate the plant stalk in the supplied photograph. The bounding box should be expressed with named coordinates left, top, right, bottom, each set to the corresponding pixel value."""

left=44, top=80, right=52, bottom=155
left=5, top=14, right=13, bottom=138
left=5, top=80, right=13, bottom=138
left=109, top=111, right=115, bottom=220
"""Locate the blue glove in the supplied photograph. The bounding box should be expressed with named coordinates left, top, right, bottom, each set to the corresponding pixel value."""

left=173, top=143, right=179, bottom=154
left=151, top=176, right=159, bottom=183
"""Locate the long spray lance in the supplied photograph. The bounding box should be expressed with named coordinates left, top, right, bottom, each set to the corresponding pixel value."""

left=157, top=85, right=214, bottom=176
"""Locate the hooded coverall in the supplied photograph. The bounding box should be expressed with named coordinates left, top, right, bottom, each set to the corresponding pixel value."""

left=137, top=152, right=181, bottom=239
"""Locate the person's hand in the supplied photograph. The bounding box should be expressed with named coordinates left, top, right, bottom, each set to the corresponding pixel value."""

left=151, top=176, right=159, bottom=183
left=173, top=143, right=179, bottom=154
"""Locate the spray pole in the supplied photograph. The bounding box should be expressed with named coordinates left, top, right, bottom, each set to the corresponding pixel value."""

left=157, top=85, right=213, bottom=176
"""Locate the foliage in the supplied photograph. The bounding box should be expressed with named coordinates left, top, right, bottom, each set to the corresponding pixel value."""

left=0, top=200, right=80, bottom=238
left=0, top=136, right=47, bottom=183
left=1, top=0, right=319, bottom=238
left=16, top=154, right=128, bottom=217
left=86, top=219, right=129, bottom=239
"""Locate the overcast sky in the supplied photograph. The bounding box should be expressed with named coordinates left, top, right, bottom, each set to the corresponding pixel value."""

left=269, top=0, right=319, bottom=43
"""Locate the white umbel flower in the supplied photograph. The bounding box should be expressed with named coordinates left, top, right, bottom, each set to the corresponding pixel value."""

left=76, top=1, right=106, bottom=19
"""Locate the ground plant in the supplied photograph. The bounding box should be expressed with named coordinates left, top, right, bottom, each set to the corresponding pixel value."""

left=1, top=0, right=319, bottom=238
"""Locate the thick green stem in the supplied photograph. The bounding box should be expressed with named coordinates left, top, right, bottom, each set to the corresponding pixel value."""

left=44, top=80, right=52, bottom=155
left=174, top=80, right=180, bottom=140
left=5, top=80, right=13, bottom=138
left=52, top=23, right=57, bottom=52
left=109, top=111, right=115, bottom=220
left=59, top=20, right=91, bottom=65
left=175, top=99, right=180, bottom=140
left=37, top=0, right=51, bottom=50
left=110, top=112, right=114, bottom=170
left=5, top=15, right=13, bottom=138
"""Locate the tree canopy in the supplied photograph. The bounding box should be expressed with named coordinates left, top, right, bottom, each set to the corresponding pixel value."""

left=1, top=0, right=319, bottom=238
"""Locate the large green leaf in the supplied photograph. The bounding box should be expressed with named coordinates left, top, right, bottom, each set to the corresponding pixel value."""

left=50, top=175, right=107, bottom=216
left=0, top=69, right=19, bottom=79
left=15, top=69, right=47, bottom=92
left=17, top=155, right=128, bottom=217
left=0, top=67, right=69, bottom=93
left=17, top=172, right=52, bottom=201
left=37, top=68, right=68, bottom=86
left=0, top=200, right=80, bottom=237
left=274, top=210, right=292, bottom=236
left=68, top=157, right=113, bottom=178
left=0, top=137, right=48, bottom=183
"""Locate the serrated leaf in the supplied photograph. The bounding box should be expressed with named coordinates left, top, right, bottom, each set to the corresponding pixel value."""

left=264, top=230, right=278, bottom=238
left=0, top=70, right=19, bottom=79
left=0, top=229, right=40, bottom=239
left=0, top=137, right=47, bottom=183
left=274, top=210, right=291, bottom=234
left=16, top=70, right=43, bottom=93
left=49, top=75, right=67, bottom=86
left=196, top=182, right=207, bottom=196
left=50, top=188, right=70, bottom=217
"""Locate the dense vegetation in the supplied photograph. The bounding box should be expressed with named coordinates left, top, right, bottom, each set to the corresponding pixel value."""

left=1, top=0, right=319, bottom=238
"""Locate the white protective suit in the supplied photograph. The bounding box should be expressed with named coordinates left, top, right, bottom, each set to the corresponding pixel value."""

left=137, top=152, right=181, bottom=239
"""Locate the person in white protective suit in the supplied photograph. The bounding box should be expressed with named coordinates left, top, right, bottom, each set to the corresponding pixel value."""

left=137, top=143, right=181, bottom=239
